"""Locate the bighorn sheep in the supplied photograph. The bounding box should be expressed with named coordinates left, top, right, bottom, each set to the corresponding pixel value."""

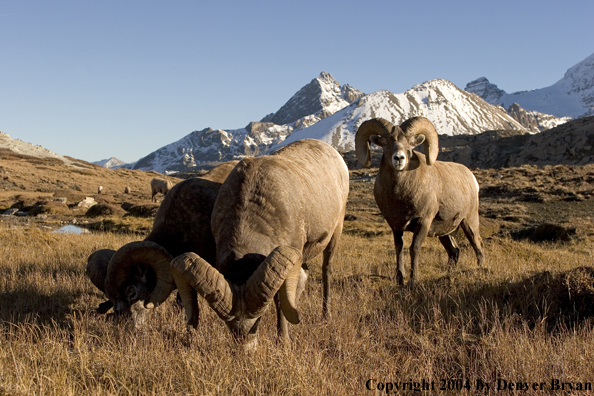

left=150, top=178, right=173, bottom=202
left=355, top=117, right=484, bottom=285
left=171, top=139, right=349, bottom=346
left=86, top=161, right=239, bottom=327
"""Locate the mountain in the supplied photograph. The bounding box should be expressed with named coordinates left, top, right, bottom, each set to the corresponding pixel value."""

left=466, top=52, right=594, bottom=119
left=130, top=123, right=294, bottom=173
left=506, top=103, right=572, bottom=133
left=465, top=78, right=572, bottom=131
left=131, top=72, right=362, bottom=173
left=261, top=71, right=364, bottom=128
left=273, top=79, right=526, bottom=153
left=93, top=157, right=128, bottom=169
left=131, top=77, right=531, bottom=173
left=464, top=77, right=506, bottom=105
left=436, top=115, right=594, bottom=169
left=0, top=131, right=76, bottom=166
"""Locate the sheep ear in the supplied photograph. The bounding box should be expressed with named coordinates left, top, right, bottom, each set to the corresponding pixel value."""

left=134, top=263, right=148, bottom=282
left=410, top=134, right=425, bottom=148
left=370, top=135, right=386, bottom=147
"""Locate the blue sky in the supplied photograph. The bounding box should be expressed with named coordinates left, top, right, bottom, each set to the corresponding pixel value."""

left=1, top=1, right=593, bottom=163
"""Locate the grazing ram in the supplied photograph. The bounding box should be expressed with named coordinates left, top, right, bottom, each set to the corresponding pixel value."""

left=355, top=117, right=484, bottom=286
left=171, top=139, right=349, bottom=347
left=150, top=178, right=173, bottom=202
left=86, top=161, right=239, bottom=327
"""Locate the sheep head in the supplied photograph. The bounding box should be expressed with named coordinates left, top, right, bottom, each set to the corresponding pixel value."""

left=105, top=241, right=175, bottom=310
left=171, top=246, right=302, bottom=348
left=85, top=241, right=175, bottom=326
left=355, top=117, right=439, bottom=170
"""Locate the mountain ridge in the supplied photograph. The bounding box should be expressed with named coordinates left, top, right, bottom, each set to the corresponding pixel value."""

left=129, top=77, right=547, bottom=173
left=465, top=52, right=594, bottom=119
left=93, top=157, right=128, bottom=169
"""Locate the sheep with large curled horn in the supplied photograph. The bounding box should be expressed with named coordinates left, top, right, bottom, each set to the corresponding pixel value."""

left=355, top=117, right=484, bottom=286
left=171, top=139, right=349, bottom=347
left=86, top=161, right=239, bottom=328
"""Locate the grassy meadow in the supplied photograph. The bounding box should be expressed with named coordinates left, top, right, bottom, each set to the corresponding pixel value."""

left=1, top=162, right=594, bottom=395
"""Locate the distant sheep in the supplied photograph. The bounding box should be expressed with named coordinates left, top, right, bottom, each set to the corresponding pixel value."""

left=97, top=186, right=104, bottom=194
left=124, top=186, right=131, bottom=194
left=150, top=178, right=173, bottom=202
left=355, top=117, right=484, bottom=285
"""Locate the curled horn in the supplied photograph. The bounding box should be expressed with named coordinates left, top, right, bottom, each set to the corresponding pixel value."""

left=171, top=252, right=234, bottom=321
left=171, top=246, right=302, bottom=322
left=245, top=246, right=302, bottom=322
left=105, top=241, right=175, bottom=308
left=86, top=249, right=116, bottom=294
left=400, top=117, right=439, bottom=165
left=86, top=249, right=116, bottom=314
left=355, top=118, right=396, bottom=167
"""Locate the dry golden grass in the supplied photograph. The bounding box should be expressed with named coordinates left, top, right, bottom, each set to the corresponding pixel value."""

left=1, top=214, right=594, bottom=395
left=2, top=151, right=594, bottom=394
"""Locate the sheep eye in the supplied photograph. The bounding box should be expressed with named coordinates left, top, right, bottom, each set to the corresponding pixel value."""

left=126, top=286, right=139, bottom=303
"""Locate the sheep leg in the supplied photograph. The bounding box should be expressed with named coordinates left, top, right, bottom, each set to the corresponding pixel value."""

left=171, top=267, right=200, bottom=329
left=274, top=264, right=308, bottom=343
left=274, top=293, right=289, bottom=342
left=410, top=221, right=430, bottom=285
left=460, top=218, right=484, bottom=267
left=322, top=222, right=343, bottom=320
left=391, top=228, right=405, bottom=285
left=438, top=234, right=460, bottom=269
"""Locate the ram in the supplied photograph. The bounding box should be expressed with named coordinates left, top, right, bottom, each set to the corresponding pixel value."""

left=355, top=117, right=484, bottom=285
left=86, top=161, right=239, bottom=327
left=171, top=139, right=349, bottom=347
left=150, top=178, right=173, bottom=202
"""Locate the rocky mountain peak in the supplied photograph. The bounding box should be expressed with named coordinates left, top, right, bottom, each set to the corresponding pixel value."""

left=93, top=157, right=127, bottom=169
left=506, top=103, right=572, bottom=132
left=260, top=71, right=363, bottom=126
left=465, top=52, right=594, bottom=118
left=465, top=77, right=507, bottom=105
left=318, top=71, right=337, bottom=84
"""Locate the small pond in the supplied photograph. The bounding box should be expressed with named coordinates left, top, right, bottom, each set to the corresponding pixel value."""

left=53, top=225, right=90, bottom=234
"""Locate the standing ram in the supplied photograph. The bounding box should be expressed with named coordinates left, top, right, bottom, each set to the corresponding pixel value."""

left=355, top=117, right=484, bottom=286
left=151, top=178, right=174, bottom=202
left=86, top=161, right=239, bottom=328
left=171, top=139, right=349, bottom=347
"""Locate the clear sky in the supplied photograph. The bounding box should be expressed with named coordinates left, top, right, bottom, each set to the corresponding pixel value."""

left=1, top=0, right=593, bottom=163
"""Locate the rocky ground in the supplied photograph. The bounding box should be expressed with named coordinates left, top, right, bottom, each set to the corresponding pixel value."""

left=0, top=148, right=181, bottom=233
left=347, top=158, right=594, bottom=245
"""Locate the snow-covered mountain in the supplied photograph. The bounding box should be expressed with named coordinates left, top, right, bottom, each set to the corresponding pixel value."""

left=131, top=72, right=362, bottom=173
left=131, top=76, right=529, bottom=173
left=273, top=79, right=526, bottom=152
left=93, top=157, right=127, bottom=169
left=261, top=71, right=364, bottom=128
left=466, top=52, right=594, bottom=119
left=131, top=123, right=294, bottom=173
